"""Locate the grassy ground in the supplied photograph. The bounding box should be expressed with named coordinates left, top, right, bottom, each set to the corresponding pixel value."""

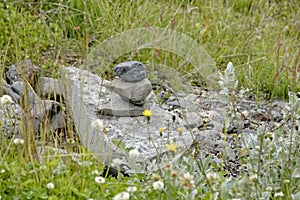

left=0, top=0, right=300, bottom=199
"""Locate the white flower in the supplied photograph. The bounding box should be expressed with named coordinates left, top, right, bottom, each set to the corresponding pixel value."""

left=126, top=186, right=137, bottom=193
left=47, top=182, right=55, bottom=190
left=249, top=174, right=258, bottom=182
left=206, top=172, right=220, bottom=184
left=274, top=191, right=284, bottom=197
left=91, top=119, right=104, bottom=131
left=91, top=169, right=100, bottom=175
left=112, top=192, right=130, bottom=200
left=128, top=149, right=140, bottom=159
left=13, top=138, right=24, bottom=145
left=39, top=166, right=47, bottom=170
left=180, top=172, right=195, bottom=189
left=95, top=176, right=105, bottom=184
left=0, top=95, right=13, bottom=106
left=0, top=169, right=5, bottom=173
left=153, top=180, right=164, bottom=190
left=87, top=198, right=94, bottom=200
left=283, top=179, right=290, bottom=184
left=266, top=186, right=273, bottom=192
left=111, top=158, right=122, bottom=168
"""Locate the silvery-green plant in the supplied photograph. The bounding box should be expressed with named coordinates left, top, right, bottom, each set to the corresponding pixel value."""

left=219, top=62, right=238, bottom=110
left=235, top=92, right=300, bottom=199
left=219, top=62, right=239, bottom=133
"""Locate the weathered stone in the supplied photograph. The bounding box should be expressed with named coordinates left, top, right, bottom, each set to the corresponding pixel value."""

left=31, top=100, right=65, bottom=132
left=184, top=112, right=203, bottom=128
left=167, top=97, right=200, bottom=112
left=111, top=78, right=152, bottom=105
left=11, top=81, right=39, bottom=104
left=0, top=101, right=23, bottom=139
left=97, top=91, right=147, bottom=117
left=5, top=59, right=39, bottom=85
left=36, top=77, right=63, bottom=100
left=114, top=61, right=146, bottom=82
left=60, top=66, right=195, bottom=174
left=1, top=79, right=20, bottom=103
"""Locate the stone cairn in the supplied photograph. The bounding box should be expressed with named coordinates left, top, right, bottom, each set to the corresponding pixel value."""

left=112, top=61, right=152, bottom=106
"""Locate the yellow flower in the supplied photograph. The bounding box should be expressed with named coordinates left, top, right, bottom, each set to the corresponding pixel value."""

left=166, top=141, right=178, bottom=152
left=177, top=127, right=184, bottom=136
left=159, top=127, right=165, bottom=136
left=143, top=109, right=152, bottom=117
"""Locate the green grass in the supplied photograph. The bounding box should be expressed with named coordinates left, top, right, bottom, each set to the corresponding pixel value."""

left=1, top=0, right=300, bottom=199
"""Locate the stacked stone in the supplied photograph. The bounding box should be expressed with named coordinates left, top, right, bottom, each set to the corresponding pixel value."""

left=112, top=61, right=152, bottom=106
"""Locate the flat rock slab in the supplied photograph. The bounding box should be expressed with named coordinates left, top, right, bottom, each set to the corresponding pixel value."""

left=96, top=92, right=146, bottom=117
left=60, top=67, right=195, bottom=174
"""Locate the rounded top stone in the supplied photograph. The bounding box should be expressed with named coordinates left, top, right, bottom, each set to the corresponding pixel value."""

left=113, top=61, right=146, bottom=82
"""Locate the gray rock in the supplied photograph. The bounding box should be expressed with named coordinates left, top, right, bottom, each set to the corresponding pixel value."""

left=111, top=78, right=152, bottom=106
left=184, top=112, right=203, bottom=128
left=4, top=77, right=66, bottom=136
left=60, top=66, right=195, bottom=174
left=114, top=61, right=146, bottom=82
left=31, top=100, right=65, bottom=133
left=224, top=147, right=236, bottom=161
left=11, top=81, right=38, bottom=104
left=5, top=59, right=39, bottom=84
left=167, top=97, right=200, bottom=112
left=0, top=101, right=23, bottom=139
left=96, top=92, right=146, bottom=117
left=1, top=79, right=20, bottom=103
left=36, top=77, right=63, bottom=100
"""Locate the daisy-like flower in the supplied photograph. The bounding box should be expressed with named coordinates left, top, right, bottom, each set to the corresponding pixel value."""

left=158, top=127, right=165, bottom=136
left=13, top=138, right=24, bottom=145
left=283, top=179, right=290, bottom=184
left=274, top=191, right=284, bottom=197
left=0, top=95, right=13, bottom=106
left=112, top=191, right=130, bottom=200
left=153, top=180, right=164, bottom=190
left=0, top=169, right=5, bottom=173
left=177, top=127, right=184, bottom=136
left=206, top=172, right=220, bottom=184
left=47, top=182, right=55, bottom=190
left=143, top=109, right=152, bottom=121
left=265, top=132, right=273, bottom=140
left=126, top=186, right=137, bottom=193
left=91, top=119, right=104, bottom=131
left=91, top=169, right=100, bottom=175
left=249, top=174, right=258, bottom=183
left=151, top=173, right=162, bottom=182
left=163, top=163, right=172, bottom=170
left=143, top=109, right=152, bottom=117
left=95, top=176, right=105, bottom=184
left=266, top=186, right=273, bottom=192
left=166, top=141, right=177, bottom=152
left=180, top=172, right=195, bottom=189
left=111, top=158, right=122, bottom=168
left=202, top=113, right=212, bottom=124
left=171, top=170, right=178, bottom=178
left=128, top=149, right=140, bottom=159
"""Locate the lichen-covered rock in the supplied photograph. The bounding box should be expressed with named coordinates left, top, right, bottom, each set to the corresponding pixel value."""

left=114, top=61, right=146, bottom=82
